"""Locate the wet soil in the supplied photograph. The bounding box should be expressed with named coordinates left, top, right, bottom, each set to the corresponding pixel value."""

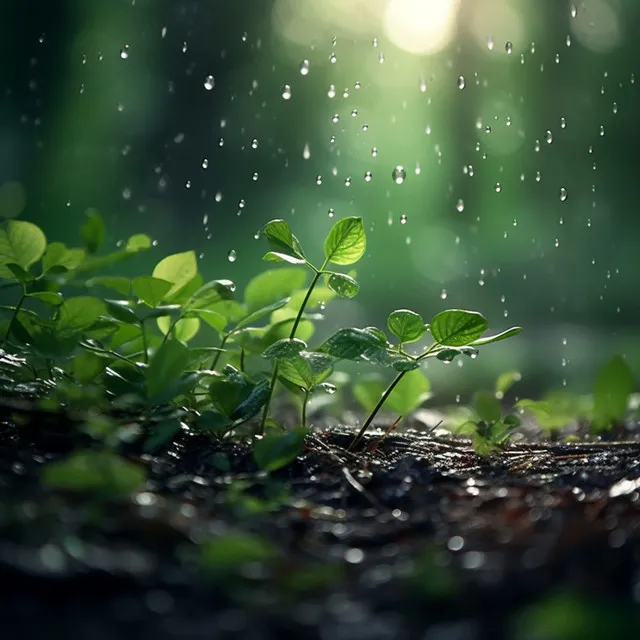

left=1, top=399, right=639, bottom=640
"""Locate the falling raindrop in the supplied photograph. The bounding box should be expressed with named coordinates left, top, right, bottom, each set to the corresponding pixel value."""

left=456, top=199, right=464, bottom=212
left=299, top=59, right=310, bottom=75
left=392, top=165, right=407, bottom=184
left=329, top=52, right=337, bottom=63
left=251, top=138, right=259, bottom=149
left=364, top=171, right=372, bottom=182
left=440, top=289, right=448, bottom=300
left=487, top=36, right=494, bottom=51
left=419, top=78, right=427, bottom=93
left=545, top=130, right=553, bottom=144
left=559, top=187, right=568, bottom=201
left=331, top=114, right=340, bottom=124
left=344, top=176, right=352, bottom=187
left=303, top=143, right=311, bottom=159
left=316, top=175, right=322, bottom=185
left=120, top=45, right=130, bottom=59
left=400, top=214, right=408, bottom=224
left=371, top=147, right=378, bottom=157
left=227, top=250, right=237, bottom=263
left=201, top=158, right=209, bottom=169
left=505, top=41, right=513, bottom=54
left=328, top=208, right=335, bottom=218
left=457, top=75, right=466, bottom=90
left=327, top=84, right=336, bottom=98
left=281, top=84, right=292, bottom=100
left=495, top=183, right=502, bottom=193
left=560, top=117, right=566, bottom=129
left=570, top=4, right=577, bottom=18
left=204, top=75, right=215, bottom=90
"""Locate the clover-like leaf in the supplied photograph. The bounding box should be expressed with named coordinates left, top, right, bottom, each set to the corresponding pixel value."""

left=326, top=272, right=360, bottom=298
left=387, top=309, right=426, bottom=343
left=324, top=216, right=366, bottom=266
left=430, top=309, right=489, bottom=347
left=277, top=351, right=334, bottom=389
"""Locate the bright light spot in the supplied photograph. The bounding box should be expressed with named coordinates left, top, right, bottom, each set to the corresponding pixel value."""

left=384, top=0, right=460, bottom=55
left=470, top=0, right=525, bottom=56
left=570, top=0, right=621, bottom=53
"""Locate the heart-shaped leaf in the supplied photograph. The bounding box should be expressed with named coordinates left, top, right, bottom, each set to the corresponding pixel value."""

left=262, top=338, right=307, bottom=360
left=0, top=220, right=47, bottom=279
left=133, top=276, right=173, bottom=308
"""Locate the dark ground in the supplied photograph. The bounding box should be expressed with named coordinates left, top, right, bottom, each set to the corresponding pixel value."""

left=1, top=400, right=639, bottom=640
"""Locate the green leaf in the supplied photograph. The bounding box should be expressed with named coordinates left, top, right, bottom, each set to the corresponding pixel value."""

left=326, top=272, right=360, bottom=298
left=434, top=346, right=479, bottom=363
left=105, top=300, right=138, bottom=324
left=193, top=309, right=228, bottom=334
left=184, top=279, right=236, bottom=311
left=42, top=242, right=87, bottom=274
left=470, top=326, right=522, bottom=346
left=473, top=390, right=502, bottom=423
left=253, top=428, right=308, bottom=472
left=324, top=216, right=366, bottom=266
left=593, top=355, right=634, bottom=429
left=210, top=300, right=247, bottom=322
left=353, top=375, right=385, bottom=413
left=145, top=340, right=191, bottom=400
left=387, top=309, right=426, bottom=343
left=318, top=326, right=387, bottom=360
left=262, top=338, right=307, bottom=360
left=133, top=276, right=173, bottom=308
left=277, top=352, right=334, bottom=389
left=152, top=250, right=198, bottom=298
left=81, top=209, right=106, bottom=254
left=209, top=368, right=255, bottom=417
left=0, top=220, right=46, bottom=279
left=195, top=410, right=232, bottom=436
left=233, top=298, right=290, bottom=331
left=157, top=315, right=200, bottom=342
left=286, top=286, right=336, bottom=311
left=387, top=369, right=431, bottom=415
left=86, top=276, right=131, bottom=296
left=6, top=263, right=33, bottom=283
left=42, top=450, right=145, bottom=497
left=244, top=268, right=307, bottom=312
left=495, top=370, right=521, bottom=398
left=143, top=420, right=182, bottom=453
left=230, top=379, right=271, bottom=422
left=72, top=350, right=107, bottom=383
left=263, top=251, right=306, bottom=265
left=56, top=297, right=106, bottom=335
left=199, top=533, right=278, bottom=574
left=27, top=291, right=63, bottom=306
left=430, top=309, right=489, bottom=347
left=126, top=233, right=152, bottom=251
left=261, top=219, right=305, bottom=262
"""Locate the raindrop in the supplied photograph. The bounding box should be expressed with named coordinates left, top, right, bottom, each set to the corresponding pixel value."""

left=400, top=214, right=408, bottom=224
left=545, top=130, right=553, bottom=144
left=570, top=4, right=577, bottom=18
left=331, top=114, right=340, bottom=124
left=328, top=208, right=335, bottom=218
left=560, top=117, right=566, bottom=129
left=505, top=41, right=513, bottom=54
left=201, top=158, right=209, bottom=169
left=456, top=198, right=464, bottom=212
left=327, top=84, right=336, bottom=98
left=371, top=147, right=378, bottom=157
left=487, top=36, right=494, bottom=51
left=299, top=59, right=310, bottom=75
left=281, top=84, right=292, bottom=100
left=495, top=183, right=502, bottom=193
left=251, top=138, right=259, bottom=149
left=316, top=175, right=322, bottom=185
left=303, top=143, right=311, bottom=159
left=204, top=75, right=215, bottom=90
left=227, top=249, right=237, bottom=263
left=457, top=75, right=466, bottom=90
left=120, top=45, right=130, bottom=59
left=559, top=187, right=568, bottom=201
left=419, top=78, right=427, bottom=93
left=351, top=109, right=358, bottom=117
left=329, top=52, right=337, bottom=64
left=364, top=171, right=372, bottom=182
left=565, top=34, right=572, bottom=47
left=599, top=125, right=605, bottom=136
left=612, top=102, right=618, bottom=114
left=252, top=172, right=259, bottom=181
left=392, top=165, right=407, bottom=184
left=440, top=289, right=447, bottom=300
left=344, top=176, right=352, bottom=187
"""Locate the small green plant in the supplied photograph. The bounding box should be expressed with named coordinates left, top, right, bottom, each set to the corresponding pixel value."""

left=0, top=212, right=522, bottom=479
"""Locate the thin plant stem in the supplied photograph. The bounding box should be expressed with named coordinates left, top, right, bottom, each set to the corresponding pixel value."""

left=302, top=389, right=309, bottom=428
left=349, top=342, right=441, bottom=450
left=211, top=334, right=229, bottom=371
left=140, top=320, right=149, bottom=364
left=259, top=261, right=326, bottom=434
left=2, top=291, right=26, bottom=344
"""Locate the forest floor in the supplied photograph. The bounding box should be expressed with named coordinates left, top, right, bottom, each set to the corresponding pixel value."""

left=1, top=400, right=640, bottom=640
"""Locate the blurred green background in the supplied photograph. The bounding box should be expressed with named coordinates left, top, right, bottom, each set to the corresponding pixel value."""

left=1, top=0, right=639, bottom=399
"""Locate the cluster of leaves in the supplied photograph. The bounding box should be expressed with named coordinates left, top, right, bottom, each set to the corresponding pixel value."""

left=0, top=213, right=521, bottom=494
left=517, top=355, right=635, bottom=434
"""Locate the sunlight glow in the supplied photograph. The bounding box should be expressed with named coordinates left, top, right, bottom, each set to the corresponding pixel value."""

left=383, top=0, right=460, bottom=55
